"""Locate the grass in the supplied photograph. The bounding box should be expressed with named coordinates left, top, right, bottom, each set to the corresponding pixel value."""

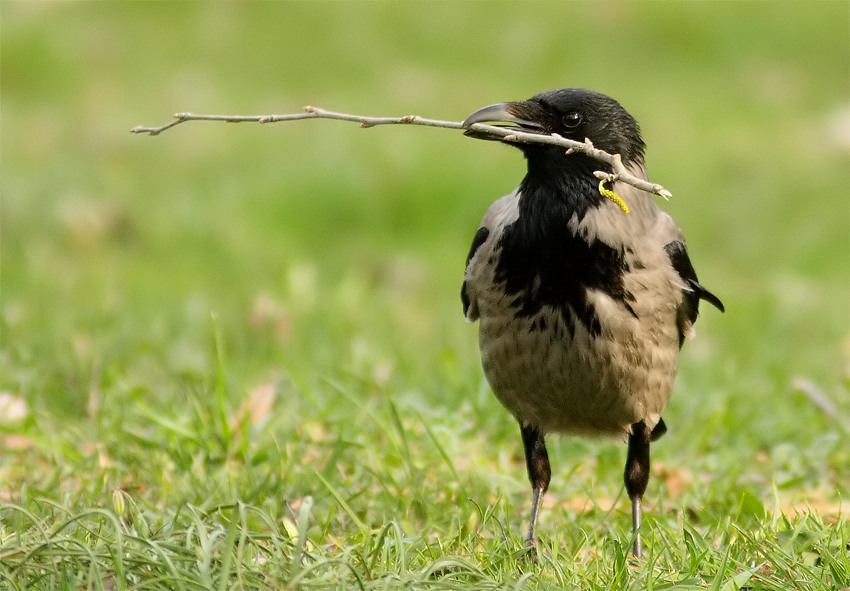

left=1, top=2, right=848, bottom=590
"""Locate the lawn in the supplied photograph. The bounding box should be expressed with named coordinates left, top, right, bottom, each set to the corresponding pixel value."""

left=1, top=3, right=848, bottom=590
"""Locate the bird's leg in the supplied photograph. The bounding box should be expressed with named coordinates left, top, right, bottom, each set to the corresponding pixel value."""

left=624, top=420, right=652, bottom=559
left=520, top=424, right=550, bottom=559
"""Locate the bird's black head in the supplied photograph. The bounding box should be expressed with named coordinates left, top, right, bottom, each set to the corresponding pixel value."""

left=462, top=88, right=645, bottom=168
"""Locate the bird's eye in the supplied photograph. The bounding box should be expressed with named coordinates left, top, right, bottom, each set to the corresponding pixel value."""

left=562, top=112, right=582, bottom=129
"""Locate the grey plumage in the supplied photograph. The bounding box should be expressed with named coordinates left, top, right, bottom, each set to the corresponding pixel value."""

left=461, top=89, right=723, bottom=558
left=466, top=181, right=683, bottom=436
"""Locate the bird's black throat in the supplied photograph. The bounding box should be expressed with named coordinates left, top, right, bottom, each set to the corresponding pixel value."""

left=494, top=158, right=634, bottom=336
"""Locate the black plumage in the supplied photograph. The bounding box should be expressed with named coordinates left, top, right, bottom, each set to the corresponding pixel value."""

left=461, top=88, right=723, bottom=558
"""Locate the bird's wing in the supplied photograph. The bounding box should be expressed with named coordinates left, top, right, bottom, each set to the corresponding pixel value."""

left=663, top=239, right=724, bottom=346
left=462, top=192, right=520, bottom=322
left=461, top=226, right=490, bottom=320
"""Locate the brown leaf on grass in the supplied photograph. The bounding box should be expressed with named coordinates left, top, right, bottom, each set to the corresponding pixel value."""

left=249, top=293, right=291, bottom=341
left=229, top=382, right=277, bottom=431
left=81, top=441, right=113, bottom=469
left=654, top=461, right=692, bottom=499
left=80, top=576, right=116, bottom=591
left=781, top=501, right=846, bottom=521
left=549, top=494, right=618, bottom=515
left=0, top=435, right=34, bottom=450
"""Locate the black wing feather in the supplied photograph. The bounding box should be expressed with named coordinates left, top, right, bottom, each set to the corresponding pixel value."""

left=664, top=240, right=724, bottom=347
left=461, top=226, right=490, bottom=317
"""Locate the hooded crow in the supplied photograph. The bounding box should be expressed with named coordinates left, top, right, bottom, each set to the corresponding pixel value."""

left=461, top=88, right=723, bottom=559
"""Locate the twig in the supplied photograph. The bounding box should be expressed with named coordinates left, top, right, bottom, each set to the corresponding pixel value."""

left=129, top=107, right=464, bottom=135
left=131, top=106, right=671, bottom=198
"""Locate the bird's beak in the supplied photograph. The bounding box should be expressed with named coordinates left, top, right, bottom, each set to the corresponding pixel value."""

left=462, top=102, right=543, bottom=140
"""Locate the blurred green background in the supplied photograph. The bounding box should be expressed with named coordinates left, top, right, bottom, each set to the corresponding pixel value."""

left=2, top=0, right=848, bottom=525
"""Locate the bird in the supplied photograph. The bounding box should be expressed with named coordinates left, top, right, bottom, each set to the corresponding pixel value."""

left=460, top=88, right=724, bottom=559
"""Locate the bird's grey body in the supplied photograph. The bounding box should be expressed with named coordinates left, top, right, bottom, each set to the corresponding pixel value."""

left=465, top=178, right=684, bottom=438
left=460, top=88, right=723, bottom=559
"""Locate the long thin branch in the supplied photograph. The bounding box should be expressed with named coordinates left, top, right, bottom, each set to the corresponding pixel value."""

left=131, top=106, right=671, bottom=198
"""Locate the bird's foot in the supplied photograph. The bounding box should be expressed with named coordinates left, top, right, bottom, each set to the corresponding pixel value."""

left=522, top=536, right=539, bottom=565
